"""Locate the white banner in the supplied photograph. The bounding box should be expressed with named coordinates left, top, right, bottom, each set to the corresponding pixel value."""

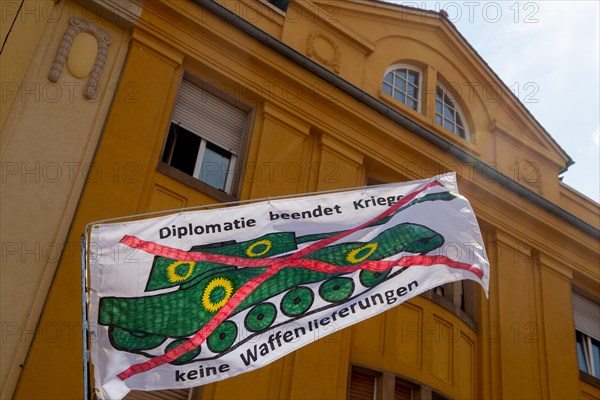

left=87, top=173, right=489, bottom=399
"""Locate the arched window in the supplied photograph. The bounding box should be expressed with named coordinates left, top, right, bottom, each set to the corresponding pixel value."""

left=435, top=83, right=468, bottom=139
left=382, top=65, right=422, bottom=111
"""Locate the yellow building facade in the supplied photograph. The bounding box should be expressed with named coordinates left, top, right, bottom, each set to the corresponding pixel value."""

left=1, top=1, right=598, bottom=399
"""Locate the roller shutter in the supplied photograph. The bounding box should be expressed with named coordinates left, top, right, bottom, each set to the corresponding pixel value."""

left=573, top=291, right=600, bottom=340
left=171, top=79, right=246, bottom=155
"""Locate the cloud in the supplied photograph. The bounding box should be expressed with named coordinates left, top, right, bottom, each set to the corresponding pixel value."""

left=593, top=127, right=600, bottom=147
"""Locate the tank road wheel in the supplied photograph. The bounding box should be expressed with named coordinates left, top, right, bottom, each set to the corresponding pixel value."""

left=165, top=338, right=200, bottom=365
left=281, top=287, right=314, bottom=317
left=109, top=326, right=166, bottom=351
left=245, top=303, right=277, bottom=332
left=359, top=270, right=391, bottom=288
left=319, top=277, right=354, bottom=303
left=207, top=321, right=238, bottom=353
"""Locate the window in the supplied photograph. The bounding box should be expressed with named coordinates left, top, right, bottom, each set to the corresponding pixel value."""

left=349, top=367, right=450, bottom=400
left=382, top=66, right=422, bottom=111
left=573, top=291, right=600, bottom=379
left=162, top=77, right=249, bottom=195
left=266, top=0, right=290, bottom=11
left=435, top=84, right=468, bottom=139
left=349, top=369, right=376, bottom=400
left=422, top=280, right=476, bottom=328
left=394, top=379, right=414, bottom=400
left=124, top=388, right=192, bottom=400
left=432, top=280, right=473, bottom=313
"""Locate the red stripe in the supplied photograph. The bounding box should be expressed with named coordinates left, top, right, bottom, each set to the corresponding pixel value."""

left=117, top=261, right=286, bottom=380
left=289, top=180, right=442, bottom=259
left=120, top=236, right=482, bottom=278
left=120, top=235, right=284, bottom=267
left=116, top=180, right=479, bottom=380
left=120, top=180, right=443, bottom=269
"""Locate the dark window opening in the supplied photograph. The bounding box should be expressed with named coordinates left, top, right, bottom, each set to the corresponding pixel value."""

left=162, top=124, right=201, bottom=176
left=268, top=0, right=290, bottom=12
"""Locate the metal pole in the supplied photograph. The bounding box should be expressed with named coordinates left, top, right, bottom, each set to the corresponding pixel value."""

left=81, top=234, right=90, bottom=400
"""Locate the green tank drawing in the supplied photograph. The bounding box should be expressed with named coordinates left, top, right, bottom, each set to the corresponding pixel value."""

left=97, top=192, right=454, bottom=364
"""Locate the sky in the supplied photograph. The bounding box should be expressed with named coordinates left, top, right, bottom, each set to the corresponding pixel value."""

left=390, top=0, right=600, bottom=203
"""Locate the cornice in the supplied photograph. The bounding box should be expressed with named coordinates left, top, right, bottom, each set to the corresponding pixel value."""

left=558, top=182, right=600, bottom=222
left=263, top=102, right=311, bottom=135
left=459, top=179, right=598, bottom=276
left=215, top=0, right=286, bottom=31
left=74, top=0, right=143, bottom=30
left=495, top=229, right=536, bottom=257
left=318, top=0, right=572, bottom=167
left=130, top=29, right=184, bottom=66
left=320, top=134, right=364, bottom=167
left=539, top=254, right=573, bottom=280
left=291, top=0, right=375, bottom=55
left=134, top=0, right=598, bottom=259
left=490, top=120, right=565, bottom=169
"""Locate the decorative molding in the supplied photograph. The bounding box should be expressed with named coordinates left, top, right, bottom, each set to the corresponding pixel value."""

left=490, top=120, right=566, bottom=168
left=130, top=31, right=185, bottom=66
left=321, top=134, right=363, bottom=166
left=512, top=156, right=544, bottom=195
left=306, top=32, right=341, bottom=74
left=48, top=17, right=112, bottom=100
left=263, top=102, right=311, bottom=135
left=539, top=254, right=573, bottom=280
left=495, top=229, right=536, bottom=258
left=77, top=0, right=143, bottom=30
left=291, top=0, right=375, bottom=54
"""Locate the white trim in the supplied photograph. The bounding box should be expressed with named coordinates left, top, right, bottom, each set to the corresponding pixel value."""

left=193, top=140, right=208, bottom=180
left=225, top=155, right=237, bottom=194
left=585, top=336, right=595, bottom=376
left=257, top=0, right=287, bottom=16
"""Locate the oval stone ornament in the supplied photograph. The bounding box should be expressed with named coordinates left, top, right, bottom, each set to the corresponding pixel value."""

left=67, top=32, right=98, bottom=78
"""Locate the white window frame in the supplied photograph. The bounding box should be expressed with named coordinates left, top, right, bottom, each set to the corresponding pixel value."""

left=435, top=82, right=469, bottom=140
left=190, top=139, right=238, bottom=194
left=573, top=290, right=600, bottom=379
left=163, top=76, right=249, bottom=195
left=382, top=64, right=423, bottom=112
left=577, top=332, right=599, bottom=377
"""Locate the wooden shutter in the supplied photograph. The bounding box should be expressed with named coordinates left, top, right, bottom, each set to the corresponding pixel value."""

left=394, top=380, right=412, bottom=400
left=124, top=389, right=190, bottom=400
left=171, top=79, right=246, bottom=155
left=349, top=370, right=376, bottom=400
left=573, top=291, right=600, bottom=341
